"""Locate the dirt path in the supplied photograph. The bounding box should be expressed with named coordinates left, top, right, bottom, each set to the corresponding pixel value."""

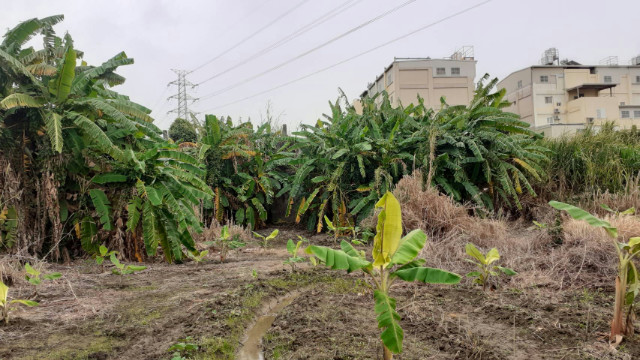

left=237, top=289, right=304, bottom=360
left=0, top=235, right=321, bottom=360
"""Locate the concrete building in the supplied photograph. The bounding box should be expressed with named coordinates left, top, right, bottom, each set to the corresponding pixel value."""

left=498, top=51, right=640, bottom=137
left=354, top=47, right=477, bottom=112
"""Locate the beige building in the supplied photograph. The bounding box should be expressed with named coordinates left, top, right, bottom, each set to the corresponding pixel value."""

left=354, top=50, right=477, bottom=112
left=498, top=58, right=640, bottom=137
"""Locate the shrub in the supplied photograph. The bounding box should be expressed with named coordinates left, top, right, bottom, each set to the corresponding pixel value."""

left=168, top=118, right=197, bottom=143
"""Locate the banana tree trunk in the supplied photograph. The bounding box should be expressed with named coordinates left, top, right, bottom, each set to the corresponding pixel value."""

left=610, top=274, right=626, bottom=342
left=383, top=345, right=393, bottom=360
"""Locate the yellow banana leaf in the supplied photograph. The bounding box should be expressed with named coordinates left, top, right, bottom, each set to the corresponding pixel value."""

left=372, top=192, right=402, bottom=268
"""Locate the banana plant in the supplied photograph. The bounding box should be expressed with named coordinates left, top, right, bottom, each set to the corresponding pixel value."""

left=1, top=281, right=38, bottom=324
left=411, top=75, right=547, bottom=210
left=464, top=243, right=516, bottom=291
left=601, top=204, right=636, bottom=216
left=287, top=95, right=412, bottom=232
left=89, top=142, right=213, bottom=263
left=206, top=225, right=245, bottom=262
left=186, top=249, right=209, bottom=265
left=550, top=201, right=640, bottom=343
left=324, top=215, right=362, bottom=243
left=284, top=237, right=306, bottom=272
left=307, top=192, right=461, bottom=359
left=108, top=253, right=147, bottom=275
left=0, top=16, right=179, bottom=261
left=252, top=229, right=279, bottom=248
left=95, top=245, right=117, bottom=267
left=24, top=263, right=62, bottom=296
left=0, top=205, right=18, bottom=249
left=199, top=115, right=289, bottom=229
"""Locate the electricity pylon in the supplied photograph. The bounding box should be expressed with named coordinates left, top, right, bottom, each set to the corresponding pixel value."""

left=167, top=69, right=199, bottom=127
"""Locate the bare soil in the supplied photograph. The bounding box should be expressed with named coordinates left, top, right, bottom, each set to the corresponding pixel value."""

left=1, top=227, right=639, bottom=360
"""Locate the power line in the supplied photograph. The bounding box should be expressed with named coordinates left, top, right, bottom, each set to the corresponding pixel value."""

left=197, top=0, right=418, bottom=100
left=199, top=0, right=492, bottom=113
left=188, top=0, right=311, bottom=74
left=196, top=0, right=364, bottom=86
left=208, top=0, right=273, bottom=43
left=150, top=85, right=170, bottom=111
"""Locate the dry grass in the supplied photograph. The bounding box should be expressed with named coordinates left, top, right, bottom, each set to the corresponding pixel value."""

left=0, top=256, right=24, bottom=286
left=391, top=173, right=471, bottom=236
left=586, top=174, right=640, bottom=216
left=197, top=220, right=251, bottom=248
left=378, top=172, right=640, bottom=291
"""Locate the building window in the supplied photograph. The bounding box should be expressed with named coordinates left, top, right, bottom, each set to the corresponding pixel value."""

left=540, top=75, right=548, bottom=83
left=621, top=110, right=630, bottom=118
left=517, top=80, right=522, bottom=89
left=386, top=70, right=393, bottom=86
left=604, top=75, right=612, bottom=83
left=451, top=67, right=460, bottom=75
left=377, top=80, right=383, bottom=92
left=636, top=75, right=640, bottom=83
left=436, top=67, right=445, bottom=75
left=390, top=96, right=393, bottom=104
left=634, top=110, right=640, bottom=118
left=547, top=117, right=554, bottom=124
left=597, top=108, right=606, bottom=119
left=545, top=96, right=552, bottom=104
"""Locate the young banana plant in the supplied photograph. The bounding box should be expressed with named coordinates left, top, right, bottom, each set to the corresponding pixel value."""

left=1, top=281, right=38, bottom=324
left=109, top=253, right=147, bottom=275
left=209, top=225, right=245, bottom=262
left=601, top=204, right=636, bottom=216
left=24, top=263, right=62, bottom=297
left=324, top=216, right=359, bottom=242
left=308, top=192, right=461, bottom=359
left=550, top=201, right=640, bottom=343
left=464, top=243, right=516, bottom=291
left=95, top=245, right=117, bottom=272
left=252, top=229, right=279, bottom=248
left=284, top=237, right=306, bottom=272
left=186, top=249, right=209, bottom=264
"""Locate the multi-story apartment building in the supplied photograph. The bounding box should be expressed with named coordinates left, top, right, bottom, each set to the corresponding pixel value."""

left=354, top=48, right=477, bottom=112
left=498, top=53, right=640, bottom=137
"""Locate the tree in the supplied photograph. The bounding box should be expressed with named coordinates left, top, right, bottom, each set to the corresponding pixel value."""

left=168, top=118, right=197, bottom=143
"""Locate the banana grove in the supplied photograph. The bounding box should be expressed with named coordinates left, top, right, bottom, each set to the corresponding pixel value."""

left=0, top=15, right=547, bottom=263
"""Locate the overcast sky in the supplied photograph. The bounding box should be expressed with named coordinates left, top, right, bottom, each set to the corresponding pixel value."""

left=2, top=0, right=638, bottom=130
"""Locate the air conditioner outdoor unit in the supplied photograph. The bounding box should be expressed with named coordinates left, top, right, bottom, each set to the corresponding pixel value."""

left=554, top=115, right=560, bottom=121
left=554, top=109, right=560, bottom=114
left=587, top=117, right=594, bottom=124
left=556, top=102, right=562, bottom=106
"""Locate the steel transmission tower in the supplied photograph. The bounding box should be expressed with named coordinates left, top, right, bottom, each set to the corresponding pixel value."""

left=167, top=69, right=198, bottom=124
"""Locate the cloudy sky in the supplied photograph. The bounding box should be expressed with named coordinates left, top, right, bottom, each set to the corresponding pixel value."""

left=2, top=0, right=638, bottom=130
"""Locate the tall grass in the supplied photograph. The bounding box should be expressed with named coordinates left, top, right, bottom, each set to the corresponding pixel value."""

left=540, top=124, right=640, bottom=198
